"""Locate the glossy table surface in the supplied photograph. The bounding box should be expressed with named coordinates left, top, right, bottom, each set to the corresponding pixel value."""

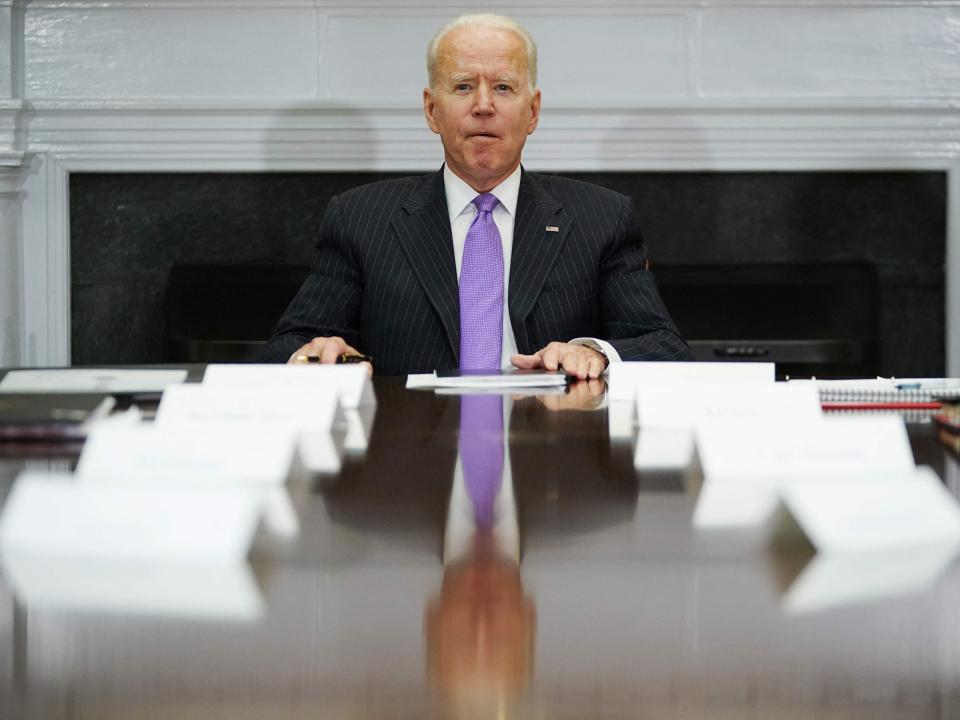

left=1, top=375, right=959, bottom=720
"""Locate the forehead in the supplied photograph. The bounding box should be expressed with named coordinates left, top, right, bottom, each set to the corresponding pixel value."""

left=436, top=25, right=527, bottom=77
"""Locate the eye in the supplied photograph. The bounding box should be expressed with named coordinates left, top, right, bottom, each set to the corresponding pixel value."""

left=495, top=84, right=512, bottom=92
left=455, top=83, right=472, bottom=92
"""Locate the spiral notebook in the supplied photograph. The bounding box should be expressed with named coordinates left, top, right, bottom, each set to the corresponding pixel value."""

left=811, top=378, right=960, bottom=405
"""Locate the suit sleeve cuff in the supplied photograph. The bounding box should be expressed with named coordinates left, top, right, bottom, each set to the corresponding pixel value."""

left=568, top=337, right=622, bottom=374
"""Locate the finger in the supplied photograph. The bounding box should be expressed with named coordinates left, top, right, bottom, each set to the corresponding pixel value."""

left=540, top=344, right=563, bottom=372
left=587, top=354, right=605, bottom=379
left=511, top=352, right=543, bottom=369
left=557, top=347, right=586, bottom=379
left=289, top=339, right=323, bottom=364
left=319, top=336, right=349, bottom=364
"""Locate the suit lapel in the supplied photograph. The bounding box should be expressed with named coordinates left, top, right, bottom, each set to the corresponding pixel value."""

left=390, top=170, right=460, bottom=361
left=509, top=171, right=568, bottom=352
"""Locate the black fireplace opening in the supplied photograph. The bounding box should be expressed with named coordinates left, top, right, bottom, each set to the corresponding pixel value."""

left=70, top=171, right=946, bottom=378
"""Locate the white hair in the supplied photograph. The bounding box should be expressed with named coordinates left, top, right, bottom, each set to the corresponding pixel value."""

left=427, top=13, right=538, bottom=92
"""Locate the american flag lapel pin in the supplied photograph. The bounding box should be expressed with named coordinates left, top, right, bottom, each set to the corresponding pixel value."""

left=545, top=225, right=560, bottom=233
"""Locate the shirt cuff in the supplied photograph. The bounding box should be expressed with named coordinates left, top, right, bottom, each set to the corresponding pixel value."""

left=568, top=337, right=622, bottom=374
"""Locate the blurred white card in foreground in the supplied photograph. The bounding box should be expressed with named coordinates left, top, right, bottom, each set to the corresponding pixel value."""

left=77, top=424, right=296, bottom=487
left=696, top=414, right=914, bottom=481
left=775, top=466, right=960, bottom=555
left=154, top=383, right=342, bottom=474
left=693, top=415, right=916, bottom=529
left=1, top=554, right=264, bottom=620
left=0, top=368, right=187, bottom=393
left=0, top=473, right=263, bottom=562
left=779, top=542, right=959, bottom=614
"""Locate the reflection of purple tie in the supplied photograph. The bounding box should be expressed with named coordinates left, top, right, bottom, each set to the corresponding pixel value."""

left=459, top=395, right=504, bottom=529
left=459, top=193, right=503, bottom=370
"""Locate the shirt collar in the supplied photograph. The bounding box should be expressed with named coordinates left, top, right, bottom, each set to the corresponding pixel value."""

left=443, top=163, right=522, bottom=222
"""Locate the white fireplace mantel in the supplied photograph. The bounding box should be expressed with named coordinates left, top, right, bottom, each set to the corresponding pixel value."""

left=1, top=0, right=959, bottom=372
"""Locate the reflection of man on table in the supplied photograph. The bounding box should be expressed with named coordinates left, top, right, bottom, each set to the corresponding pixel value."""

left=262, top=13, right=689, bottom=377
left=426, top=393, right=535, bottom=704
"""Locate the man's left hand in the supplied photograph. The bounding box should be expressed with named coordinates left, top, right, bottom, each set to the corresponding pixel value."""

left=511, top=342, right=607, bottom=380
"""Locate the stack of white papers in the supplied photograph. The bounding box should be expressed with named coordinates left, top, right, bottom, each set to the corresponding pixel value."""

left=407, top=369, right=568, bottom=390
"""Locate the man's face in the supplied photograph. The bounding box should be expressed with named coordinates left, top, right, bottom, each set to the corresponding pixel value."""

left=424, top=25, right=541, bottom=193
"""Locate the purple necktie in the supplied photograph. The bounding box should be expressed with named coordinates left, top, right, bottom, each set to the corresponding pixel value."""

left=459, top=394, right=504, bottom=529
left=459, top=193, right=503, bottom=370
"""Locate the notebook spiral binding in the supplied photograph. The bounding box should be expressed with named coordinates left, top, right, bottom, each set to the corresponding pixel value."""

left=818, top=387, right=960, bottom=404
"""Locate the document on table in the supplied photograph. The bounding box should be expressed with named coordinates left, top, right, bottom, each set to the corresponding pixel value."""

left=407, top=369, right=568, bottom=389
left=0, top=368, right=188, bottom=393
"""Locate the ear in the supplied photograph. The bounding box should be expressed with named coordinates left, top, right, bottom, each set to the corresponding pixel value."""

left=423, top=87, right=440, bottom=135
left=526, top=89, right=542, bottom=135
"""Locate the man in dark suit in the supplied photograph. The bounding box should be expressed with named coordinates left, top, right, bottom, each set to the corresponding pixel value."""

left=262, top=13, right=690, bottom=377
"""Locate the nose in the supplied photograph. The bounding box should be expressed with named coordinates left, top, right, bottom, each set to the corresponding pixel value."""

left=472, top=84, right=494, bottom=115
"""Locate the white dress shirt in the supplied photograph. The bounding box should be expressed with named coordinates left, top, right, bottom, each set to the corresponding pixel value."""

left=443, top=164, right=620, bottom=370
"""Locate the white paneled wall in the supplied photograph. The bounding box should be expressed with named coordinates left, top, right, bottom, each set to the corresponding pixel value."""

left=0, top=1, right=958, bottom=369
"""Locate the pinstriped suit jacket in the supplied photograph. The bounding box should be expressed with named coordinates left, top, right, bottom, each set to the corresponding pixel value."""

left=261, top=168, right=691, bottom=375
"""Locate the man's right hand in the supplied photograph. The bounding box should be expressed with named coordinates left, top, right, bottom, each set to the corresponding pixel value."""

left=287, top=336, right=372, bottom=374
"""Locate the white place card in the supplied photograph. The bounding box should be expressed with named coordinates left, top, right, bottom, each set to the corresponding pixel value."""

left=634, top=428, right=696, bottom=471
left=775, top=466, right=960, bottom=555
left=1, top=553, right=264, bottom=620
left=696, top=414, right=915, bottom=482
left=608, top=361, right=775, bottom=439
left=154, top=383, right=342, bottom=474
left=637, top=381, right=821, bottom=431
left=343, top=405, right=375, bottom=454
left=779, top=542, right=959, bottom=614
left=0, top=473, right=263, bottom=563
left=633, top=383, right=821, bottom=471
left=608, top=361, right=774, bottom=403
left=201, top=363, right=375, bottom=409
left=692, top=415, right=917, bottom=529
left=76, top=423, right=297, bottom=487
left=0, top=368, right=188, bottom=393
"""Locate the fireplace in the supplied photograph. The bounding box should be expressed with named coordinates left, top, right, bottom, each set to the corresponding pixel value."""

left=69, top=171, right=945, bottom=378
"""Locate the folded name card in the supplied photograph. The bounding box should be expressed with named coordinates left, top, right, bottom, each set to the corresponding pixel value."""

left=637, top=381, right=821, bottom=431
left=1, top=553, right=264, bottom=620
left=634, top=428, right=695, bottom=471
left=0, top=472, right=263, bottom=562
left=774, top=466, right=960, bottom=555
left=155, top=383, right=342, bottom=474
left=696, top=414, right=915, bottom=481
left=693, top=415, right=916, bottom=529
left=778, top=542, right=959, bottom=614
left=608, top=361, right=774, bottom=403
left=0, top=368, right=188, bottom=394
left=76, top=423, right=297, bottom=487
left=201, top=363, right=375, bottom=409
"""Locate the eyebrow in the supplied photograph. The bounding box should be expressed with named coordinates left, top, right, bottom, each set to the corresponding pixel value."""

left=447, top=73, right=519, bottom=85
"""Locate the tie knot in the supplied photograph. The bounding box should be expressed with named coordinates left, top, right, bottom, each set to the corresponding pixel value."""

left=472, top=193, right=499, bottom=214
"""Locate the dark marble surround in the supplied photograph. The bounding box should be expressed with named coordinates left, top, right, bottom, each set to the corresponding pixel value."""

left=70, top=171, right=946, bottom=376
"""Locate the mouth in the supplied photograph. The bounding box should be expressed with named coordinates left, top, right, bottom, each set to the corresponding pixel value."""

left=467, top=132, right=500, bottom=140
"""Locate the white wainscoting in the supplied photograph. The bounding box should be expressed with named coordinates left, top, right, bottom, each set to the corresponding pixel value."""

left=0, top=0, right=958, bottom=372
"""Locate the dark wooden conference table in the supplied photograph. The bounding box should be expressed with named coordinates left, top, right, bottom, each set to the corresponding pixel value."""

left=0, top=372, right=959, bottom=719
